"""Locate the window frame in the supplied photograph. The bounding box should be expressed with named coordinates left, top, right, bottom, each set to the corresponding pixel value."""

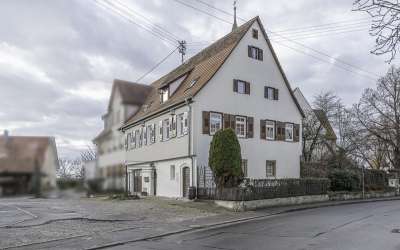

left=210, top=112, right=223, bottom=135
left=235, top=116, right=247, bottom=138
left=252, top=29, right=258, bottom=39
left=163, top=118, right=170, bottom=141
left=177, top=113, right=185, bottom=137
left=285, top=123, right=294, bottom=142
left=160, top=87, right=170, bottom=103
left=237, top=80, right=246, bottom=94
left=266, top=160, right=276, bottom=177
left=248, top=46, right=263, bottom=61
left=265, top=120, right=275, bottom=140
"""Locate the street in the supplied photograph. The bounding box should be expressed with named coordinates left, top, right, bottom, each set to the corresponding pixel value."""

left=115, top=200, right=400, bottom=250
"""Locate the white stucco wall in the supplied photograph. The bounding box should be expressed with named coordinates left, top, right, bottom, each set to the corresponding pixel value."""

left=192, top=21, right=303, bottom=179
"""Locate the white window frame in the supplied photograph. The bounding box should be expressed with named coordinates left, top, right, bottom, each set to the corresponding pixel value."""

left=266, top=120, right=275, bottom=140
left=237, top=80, right=246, bottom=94
left=161, top=87, right=169, bottom=103
left=285, top=123, right=294, bottom=142
left=170, top=165, right=175, bottom=180
left=235, top=116, right=247, bottom=138
left=147, top=124, right=153, bottom=144
left=177, top=113, right=184, bottom=137
left=210, top=112, right=222, bottom=135
left=266, top=160, right=276, bottom=177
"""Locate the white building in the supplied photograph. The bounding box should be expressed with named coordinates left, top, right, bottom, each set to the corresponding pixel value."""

left=93, top=79, right=152, bottom=191
left=120, top=16, right=304, bottom=198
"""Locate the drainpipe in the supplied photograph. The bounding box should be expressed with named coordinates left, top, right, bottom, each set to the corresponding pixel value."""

left=185, top=98, right=195, bottom=196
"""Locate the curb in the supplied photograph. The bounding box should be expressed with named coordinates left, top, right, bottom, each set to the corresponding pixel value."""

left=86, top=196, right=400, bottom=249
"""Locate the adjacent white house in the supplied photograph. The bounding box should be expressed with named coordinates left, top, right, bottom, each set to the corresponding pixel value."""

left=93, top=79, right=152, bottom=191
left=120, top=16, right=304, bottom=198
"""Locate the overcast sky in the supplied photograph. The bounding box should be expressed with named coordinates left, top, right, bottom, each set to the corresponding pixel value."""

left=0, top=0, right=394, bottom=158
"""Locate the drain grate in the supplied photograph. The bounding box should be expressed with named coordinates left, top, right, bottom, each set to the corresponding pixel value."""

left=391, top=229, right=400, bottom=233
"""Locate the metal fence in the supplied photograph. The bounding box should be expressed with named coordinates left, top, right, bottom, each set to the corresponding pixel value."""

left=197, top=178, right=330, bottom=201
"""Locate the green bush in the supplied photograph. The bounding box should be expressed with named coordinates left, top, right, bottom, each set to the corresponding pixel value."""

left=209, top=128, right=243, bottom=188
left=328, top=168, right=361, bottom=192
left=57, top=178, right=83, bottom=190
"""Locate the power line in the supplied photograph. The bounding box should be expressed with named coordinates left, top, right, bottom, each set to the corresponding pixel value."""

left=136, top=46, right=179, bottom=82
left=175, top=0, right=378, bottom=80
left=171, top=0, right=232, bottom=24
left=273, top=27, right=368, bottom=42
left=112, top=0, right=182, bottom=42
left=94, top=0, right=176, bottom=46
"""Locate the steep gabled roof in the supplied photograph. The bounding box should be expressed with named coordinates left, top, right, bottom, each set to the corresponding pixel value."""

left=0, top=136, right=54, bottom=173
left=122, top=16, right=304, bottom=129
left=108, top=79, right=153, bottom=111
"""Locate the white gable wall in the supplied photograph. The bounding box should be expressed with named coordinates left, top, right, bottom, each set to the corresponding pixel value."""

left=193, top=20, right=302, bottom=179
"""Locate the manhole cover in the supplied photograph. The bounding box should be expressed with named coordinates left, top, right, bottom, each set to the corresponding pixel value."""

left=391, top=229, right=400, bottom=233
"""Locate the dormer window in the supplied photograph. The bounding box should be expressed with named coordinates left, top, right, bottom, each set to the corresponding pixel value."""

left=160, top=87, right=169, bottom=103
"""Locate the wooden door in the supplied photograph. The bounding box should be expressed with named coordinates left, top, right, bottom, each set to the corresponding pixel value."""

left=133, top=170, right=142, bottom=193
left=182, top=167, right=190, bottom=197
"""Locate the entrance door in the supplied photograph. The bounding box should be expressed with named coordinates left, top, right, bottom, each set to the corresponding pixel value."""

left=182, top=167, right=190, bottom=197
left=133, top=170, right=142, bottom=193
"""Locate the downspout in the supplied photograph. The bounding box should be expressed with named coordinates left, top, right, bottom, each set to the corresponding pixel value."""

left=185, top=98, right=195, bottom=196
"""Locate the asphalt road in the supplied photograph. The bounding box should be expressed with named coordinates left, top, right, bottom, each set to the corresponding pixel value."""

left=114, top=200, right=400, bottom=250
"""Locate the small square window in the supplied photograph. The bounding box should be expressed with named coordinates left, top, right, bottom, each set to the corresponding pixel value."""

left=237, top=80, right=246, bottom=94
left=252, top=29, right=258, bottom=39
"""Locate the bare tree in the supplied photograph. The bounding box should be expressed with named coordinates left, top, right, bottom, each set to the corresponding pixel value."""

left=80, top=145, right=97, bottom=163
left=354, top=65, right=400, bottom=169
left=353, top=0, right=400, bottom=62
left=302, top=109, right=326, bottom=162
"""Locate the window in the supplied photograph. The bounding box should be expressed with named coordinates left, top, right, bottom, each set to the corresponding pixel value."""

left=135, top=130, right=140, bottom=147
left=285, top=123, right=294, bottom=141
left=163, top=118, right=170, bottom=140
left=147, top=124, right=154, bottom=144
left=252, top=29, right=258, bottom=39
left=210, top=112, right=222, bottom=135
left=143, top=126, right=147, bottom=146
left=170, top=165, right=175, bottom=180
left=248, top=46, right=263, bottom=61
left=177, top=113, right=184, bottom=136
left=241, top=159, right=248, bottom=177
left=238, top=80, right=246, bottom=94
left=266, top=160, right=276, bottom=177
left=235, top=116, right=247, bottom=138
left=160, top=87, right=169, bottom=103
left=266, top=120, right=275, bottom=140
left=264, top=87, right=278, bottom=100
left=233, top=79, right=250, bottom=95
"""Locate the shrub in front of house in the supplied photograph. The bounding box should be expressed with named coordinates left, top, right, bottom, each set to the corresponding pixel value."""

left=209, top=128, right=243, bottom=188
left=328, top=168, right=361, bottom=192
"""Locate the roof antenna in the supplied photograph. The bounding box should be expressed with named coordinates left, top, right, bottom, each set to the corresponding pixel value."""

left=232, top=1, right=238, bottom=31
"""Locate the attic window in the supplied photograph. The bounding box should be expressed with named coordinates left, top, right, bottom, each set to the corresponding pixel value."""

left=160, top=87, right=169, bottom=103
left=252, top=29, right=258, bottom=39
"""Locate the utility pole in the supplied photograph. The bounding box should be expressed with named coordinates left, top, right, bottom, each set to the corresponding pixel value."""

left=178, top=40, right=186, bottom=64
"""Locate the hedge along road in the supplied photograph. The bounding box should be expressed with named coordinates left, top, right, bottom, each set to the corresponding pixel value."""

left=111, top=199, right=400, bottom=250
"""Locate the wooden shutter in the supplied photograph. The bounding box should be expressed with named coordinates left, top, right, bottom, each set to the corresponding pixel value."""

left=264, top=86, right=268, bottom=98
left=152, top=124, right=156, bottom=143
left=247, top=117, right=254, bottom=138
left=272, top=161, right=276, bottom=177
left=143, top=126, right=147, bottom=145
left=233, top=79, right=238, bottom=92
left=202, top=111, right=210, bottom=135
left=159, top=120, right=163, bottom=141
left=294, top=124, right=300, bottom=142
left=230, top=115, right=236, bottom=130
left=224, top=113, right=230, bottom=129
left=258, top=48, right=263, bottom=61
left=183, top=112, right=188, bottom=135
left=248, top=46, right=252, bottom=58
left=245, top=82, right=250, bottom=95
left=260, top=120, right=266, bottom=139
left=274, top=88, right=279, bottom=100
left=170, top=115, right=176, bottom=138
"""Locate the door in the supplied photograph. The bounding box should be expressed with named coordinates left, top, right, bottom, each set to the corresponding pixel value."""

left=133, top=170, right=142, bottom=193
left=182, top=167, right=190, bottom=197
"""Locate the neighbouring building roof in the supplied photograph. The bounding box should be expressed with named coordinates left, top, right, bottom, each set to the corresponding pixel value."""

left=313, top=109, right=337, bottom=140
left=0, top=135, right=54, bottom=174
left=121, top=16, right=304, bottom=129
left=109, top=79, right=153, bottom=110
